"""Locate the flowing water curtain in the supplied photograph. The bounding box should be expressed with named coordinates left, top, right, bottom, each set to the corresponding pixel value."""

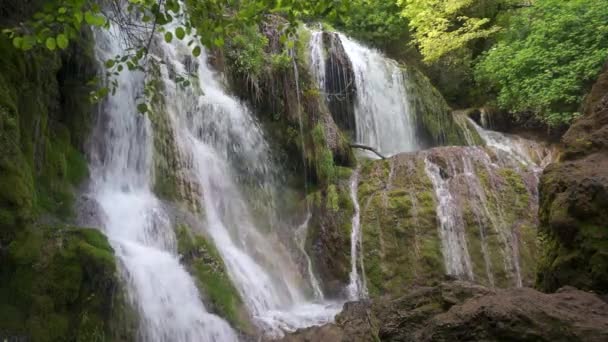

left=89, top=18, right=238, bottom=342
left=151, top=23, right=341, bottom=337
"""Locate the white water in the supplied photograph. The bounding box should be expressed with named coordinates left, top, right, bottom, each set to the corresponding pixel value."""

left=422, top=120, right=556, bottom=286
left=424, top=158, right=475, bottom=280
left=90, top=27, right=238, bottom=342
left=469, top=117, right=556, bottom=170
left=309, top=31, right=419, bottom=156
left=294, top=213, right=324, bottom=300
left=309, top=30, right=327, bottom=93
left=155, top=32, right=339, bottom=337
left=346, top=168, right=367, bottom=299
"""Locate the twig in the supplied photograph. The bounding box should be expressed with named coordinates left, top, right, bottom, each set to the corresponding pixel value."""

left=350, top=143, right=386, bottom=159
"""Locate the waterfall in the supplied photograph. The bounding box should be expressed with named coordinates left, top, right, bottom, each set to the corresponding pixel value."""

left=89, top=27, right=238, bottom=342
left=347, top=168, right=367, bottom=299
left=309, top=30, right=326, bottom=93
left=422, top=119, right=556, bottom=286
left=469, top=117, right=556, bottom=169
left=424, top=158, right=475, bottom=280
left=308, top=30, right=419, bottom=156
left=155, top=32, right=339, bottom=337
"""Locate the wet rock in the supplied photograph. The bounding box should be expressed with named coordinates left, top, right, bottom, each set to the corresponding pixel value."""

left=323, top=32, right=357, bottom=135
left=281, top=282, right=608, bottom=342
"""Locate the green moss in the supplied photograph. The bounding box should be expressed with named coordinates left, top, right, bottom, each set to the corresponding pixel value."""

left=537, top=222, right=608, bottom=292
left=326, top=184, right=340, bottom=211
left=403, top=66, right=468, bottom=146
left=0, top=226, right=130, bottom=342
left=0, top=34, right=93, bottom=242
left=357, top=157, right=445, bottom=296
left=176, top=225, right=252, bottom=333
left=296, top=25, right=313, bottom=67
left=310, top=122, right=338, bottom=184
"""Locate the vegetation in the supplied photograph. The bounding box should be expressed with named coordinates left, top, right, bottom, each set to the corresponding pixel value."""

left=329, top=0, right=411, bottom=55
left=399, top=0, right=505, bottom=63
left=475, top=0, right=608, bottom=126
left=396, top=0, right=608, bottom=127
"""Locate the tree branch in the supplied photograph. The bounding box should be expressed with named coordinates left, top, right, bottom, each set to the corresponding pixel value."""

left=350, top=143, right=386, bottom=159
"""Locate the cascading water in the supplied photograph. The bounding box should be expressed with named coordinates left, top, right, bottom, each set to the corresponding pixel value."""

left=424, top=158, right=475, bottom=280
left=89, top=27, right=237, bottom=342
left=309, top=30, right=327, bottom=93
left=347, top=168, right=367, bottom=300
left=294, top=213, right=324, bottom=300
left=422, top=120, right=556, bottom=286
left=469, top=117, right=556, bottom=170
left=154, top=31, right=339, bottom=337
left=308, top=30, right=419, bottom=156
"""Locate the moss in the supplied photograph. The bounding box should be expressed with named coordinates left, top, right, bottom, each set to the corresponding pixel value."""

left=537, top=222, right=608, bottom=292
left=357, top=157, right=445, bottom=296
left=326, top=184, right=340, bottom=211
left=0, top=33, right=93, bottom=240
left=0, top=226, right=130, bottom=342
left=175, top=225, right=252, bottom=333
left=403, top=66, right=468, bottom=147
left=296, top=24, right=313, bottom=67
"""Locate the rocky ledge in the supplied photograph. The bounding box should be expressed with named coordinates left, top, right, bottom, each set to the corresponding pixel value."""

left=280, top=281, right=608, bottom=342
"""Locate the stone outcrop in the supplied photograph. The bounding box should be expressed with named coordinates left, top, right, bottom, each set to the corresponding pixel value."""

left=309, top=141, right=548, bottom=298
left=281, top=281, right=608, bottom=342
left=537, top=63, right=608, bottom=293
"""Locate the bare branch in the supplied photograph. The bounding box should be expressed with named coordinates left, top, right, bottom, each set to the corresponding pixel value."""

left=350, top=143, right=386, bottom=159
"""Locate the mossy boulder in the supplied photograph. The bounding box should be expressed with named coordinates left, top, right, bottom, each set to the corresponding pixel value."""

left=175, top=225, right=252, bottom=333
left=0, top=226, right=133, bottom=342
left=358, top=146, right=540, bottom=296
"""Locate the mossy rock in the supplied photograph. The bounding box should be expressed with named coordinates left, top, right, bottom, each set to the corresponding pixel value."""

left=0, top=226, right=132, bottom=342
left=357, top=147, right=540, bottom=296
left=0, top=33, right=93, bottom=243
left=175, top=225, right=252, bottom=333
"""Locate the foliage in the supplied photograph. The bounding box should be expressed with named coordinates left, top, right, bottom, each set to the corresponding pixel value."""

left=328, top=0, right=410, bottom=49
left=475, top=0, right=608, bottom=126
left=399, top=0, right=506, bottom=63
left=224, top=25, right=269, bottom=80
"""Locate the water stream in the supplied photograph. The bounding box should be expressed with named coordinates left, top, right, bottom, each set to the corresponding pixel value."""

left=308, top=30, right=419, bottom=156
left=90, top=27, right=238, bottom=342
left=155, top=32, right=339, bottom=337
left=346, top=167, right=368, bottom=300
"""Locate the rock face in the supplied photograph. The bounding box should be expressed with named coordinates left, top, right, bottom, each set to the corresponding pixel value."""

left=323, top=32, right=357, bottom=135
left=537, top=63, right=608, bottom=293
left=359, top=144, right=546, bottom=295
left=281, top=281, right=608, bottom=342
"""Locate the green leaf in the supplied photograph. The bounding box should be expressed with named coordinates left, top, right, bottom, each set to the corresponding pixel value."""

left=85, top=11, right=105, bottom=26
left=74, top=11, right=83, bottom=24
left=12, top=37, right=23, bottom=49
left=213, top=37, right=224, bottom=47
left=56, top=34, right=68, bottom=49
left=105, top=59, right=115, bottom=68
left=137, top=103, right=148, bottom=114
left=45, top=37, right=56, bottom=51
left=164, top=32, right=173, bottom=43
left=192, top=46, right=201, bottom=57
left=175, top=27, right=185, bottom=40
